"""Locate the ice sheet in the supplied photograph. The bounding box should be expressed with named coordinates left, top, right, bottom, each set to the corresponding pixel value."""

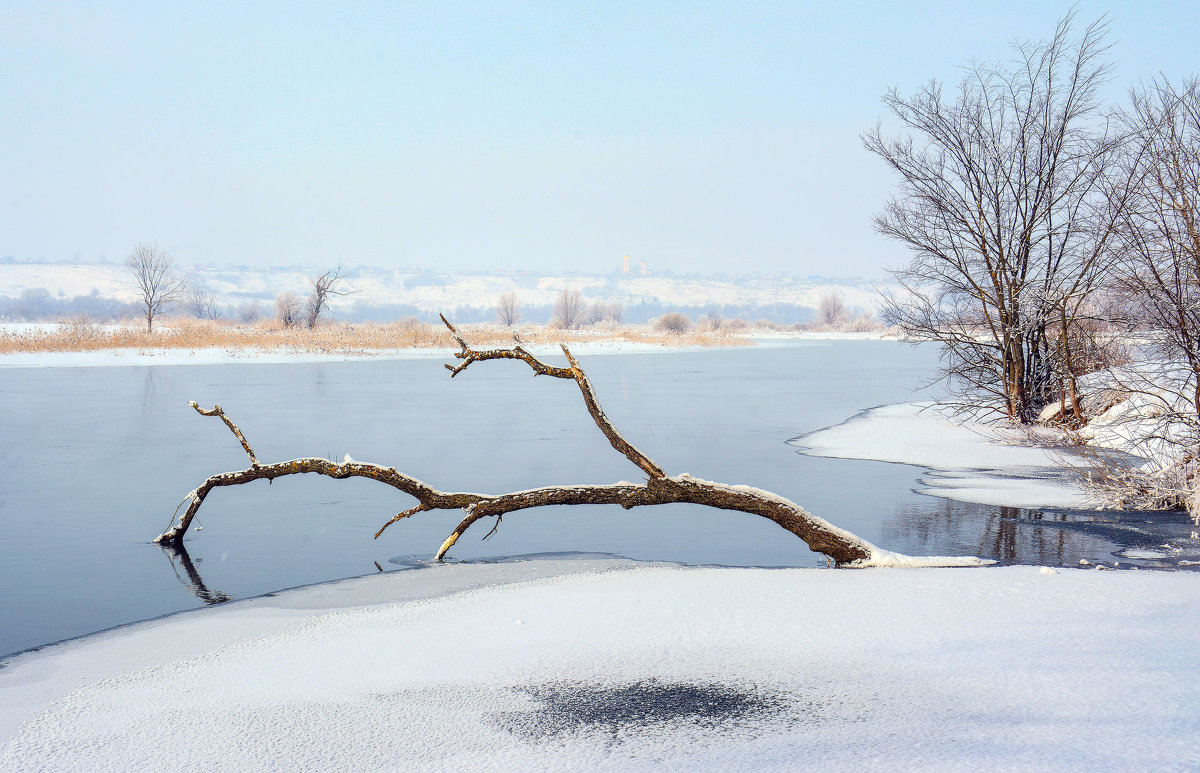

left=3, top=561, right=1198, bottom=771
left=794, top=402, right=1099, bottom=509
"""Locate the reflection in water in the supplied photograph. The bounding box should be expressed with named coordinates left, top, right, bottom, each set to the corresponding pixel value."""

left=886, top=497, right=1200, bottom=569
left=160, top=543, right=231, bottom=605
left=141, top=367, right=162, bottom=412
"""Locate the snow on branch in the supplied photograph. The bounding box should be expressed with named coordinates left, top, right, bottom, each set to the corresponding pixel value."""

left=154, top=318, right=980, bottom=567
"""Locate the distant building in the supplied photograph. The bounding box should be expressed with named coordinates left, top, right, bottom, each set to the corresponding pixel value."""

left=622, top=255, right=630, bottom=274
left=639, top=260, right=647, bottom=276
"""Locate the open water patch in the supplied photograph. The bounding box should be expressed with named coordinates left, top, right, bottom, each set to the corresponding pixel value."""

left=493, top=678, right=800, bottom=741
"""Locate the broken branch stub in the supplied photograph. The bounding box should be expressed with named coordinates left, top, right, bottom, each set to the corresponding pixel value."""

left=157, top=318, right=878, bottom=565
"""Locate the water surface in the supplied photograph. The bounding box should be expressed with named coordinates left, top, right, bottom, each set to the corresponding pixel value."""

left=1, top=341, right=1196, bottom=656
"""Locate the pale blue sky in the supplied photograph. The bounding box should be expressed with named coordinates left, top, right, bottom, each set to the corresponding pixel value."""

left=2, top=1, right=1198, bottom=275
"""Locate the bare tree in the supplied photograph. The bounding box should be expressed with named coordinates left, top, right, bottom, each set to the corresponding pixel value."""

left=125, top=243, right=187, bottom=333
left=306, top=264, right=350, bottom=329
left=237, top=301, right=263, bottom=324
left=551, top=288, right=584, bottom=329
left=586, top=300, right=624, bottom=326
left=274, top=292, right=302, bottom=328
left=154, top=316, right=894, bottom=566
left=1097, top=76, right=1200, bottom=503
left=186, top=282, right=219, bottom=321
left=864, top=13, right=1126, bottom=423
left=816, top=293, right=846, bottom=327
left=701, top=310, right=724, bottom=332
left=496, top=290, right=522, bottom=327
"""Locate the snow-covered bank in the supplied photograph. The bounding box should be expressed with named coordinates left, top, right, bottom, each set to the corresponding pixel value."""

left=0, top=333, right=901, bottom=369
left=793, top=402, right=1099, bottom=509
left=0, top=340, right=738, bottom=369
left=2, top=560, right=1197, bottom=771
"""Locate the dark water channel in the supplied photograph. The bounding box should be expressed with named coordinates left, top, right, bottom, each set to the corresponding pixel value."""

left=1, top=341, right=1196, bottom=656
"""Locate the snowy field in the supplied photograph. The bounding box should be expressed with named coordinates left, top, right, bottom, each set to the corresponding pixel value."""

left=2, top=559, right=1198, bottom=771
left=0, top=340, right=708, bottom=369
left=794, top=401, right=1101, bottom=509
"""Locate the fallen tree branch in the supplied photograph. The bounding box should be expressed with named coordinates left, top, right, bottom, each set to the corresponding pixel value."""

left=157, top=317, right=882, bottom=565
left=188, top=402, right=259, bottom=466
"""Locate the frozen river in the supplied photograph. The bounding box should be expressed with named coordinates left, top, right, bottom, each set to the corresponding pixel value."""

left=1, top=341, right=1195, bottom=655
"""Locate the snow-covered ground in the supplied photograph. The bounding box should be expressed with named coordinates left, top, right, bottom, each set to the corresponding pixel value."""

left=2, top=558, right=1197, bottom=771
left=0, top=333, right=898, bottom=369
left=0, top=340, right=736, bottom=369
left=793, top=401, right=1100, bottom=509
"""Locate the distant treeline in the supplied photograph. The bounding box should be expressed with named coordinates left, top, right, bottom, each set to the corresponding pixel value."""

left=0, top=289, right=140, bottom=321
left=337, top=301, right=819, bottom=325
left=1, top=288, right=823, bottom=326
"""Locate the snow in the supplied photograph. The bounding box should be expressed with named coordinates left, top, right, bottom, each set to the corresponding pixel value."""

left=851, top=548, right=994, bottom=568
left=2, top=559, right=1197, bottom=771
left=792, top=402, right=1100, bottom=509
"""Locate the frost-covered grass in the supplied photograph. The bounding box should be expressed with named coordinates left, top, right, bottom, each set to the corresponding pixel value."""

left=2, top=560, right=1197, bottom=771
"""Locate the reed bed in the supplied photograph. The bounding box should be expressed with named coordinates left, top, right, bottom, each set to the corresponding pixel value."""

left=0, top=317, right=744, bottom=355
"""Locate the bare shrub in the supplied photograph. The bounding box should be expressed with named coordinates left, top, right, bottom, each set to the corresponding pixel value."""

left=754, top=319, right=783, bottom=331
left=275, top=292, right=302, bottom=328
left=237, top=301, right=262, bottom=324
left=187, top=284, right=219, bottom=320
left=655, top=312, right=692, bottom=335
left=846, top=310, right=886, bottom=333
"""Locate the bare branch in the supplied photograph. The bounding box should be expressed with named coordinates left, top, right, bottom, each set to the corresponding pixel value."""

left=190, top=402, right=260, bottom=466
left=374, top=504, right=429, bottom=539
left=160, top=318, right=889, bottom=566
left=440, top=314, right=665, bottom=478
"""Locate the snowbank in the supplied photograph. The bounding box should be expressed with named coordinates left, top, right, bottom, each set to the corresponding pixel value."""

left=0, top=340, right=722, bottom=369
left=2, top=560, right=1197, bottom=771
left=793, top=402, right=1098, bottom=509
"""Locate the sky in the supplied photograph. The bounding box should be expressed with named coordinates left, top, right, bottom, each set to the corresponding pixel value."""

left=3, top=1, right=1199, bottom=277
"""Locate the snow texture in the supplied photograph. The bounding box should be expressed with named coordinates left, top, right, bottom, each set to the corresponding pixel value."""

left=3, top=560, right=1198, bottom=771
left=793, top=402, right=1099, bottom=509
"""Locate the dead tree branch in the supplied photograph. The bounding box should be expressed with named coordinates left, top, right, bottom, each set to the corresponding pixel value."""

left=157, top=318, right=882, bottom=565
left=440, top=313, right=665, bottom=478
left=188, top=402, right=260, bottom=466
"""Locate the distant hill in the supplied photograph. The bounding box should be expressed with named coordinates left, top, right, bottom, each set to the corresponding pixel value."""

left=0, top=260, right=890, bottom=324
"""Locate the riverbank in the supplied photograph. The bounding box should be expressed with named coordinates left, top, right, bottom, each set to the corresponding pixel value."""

left=0, top=318, right=893, bottom=368
left=3, top=558, right=1197, bottom=770
left=793, top=401, right=1099, bottom=510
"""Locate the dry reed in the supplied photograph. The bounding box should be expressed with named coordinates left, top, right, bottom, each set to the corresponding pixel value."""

left=0, top=317, right=745, bottom=355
